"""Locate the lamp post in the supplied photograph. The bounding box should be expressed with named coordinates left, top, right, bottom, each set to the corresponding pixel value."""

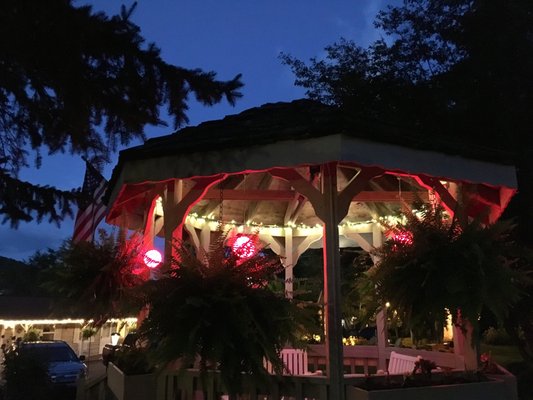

left=111, top=332, right=120, bottom=346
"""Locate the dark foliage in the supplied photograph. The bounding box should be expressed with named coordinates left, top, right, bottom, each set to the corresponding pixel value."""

left=283, top=0, right=533, bottom=362
left=365, top=206, right=525, bottom=343
left=138, top=233, right=317, bottom=394
left=38, top=230, right=147, bottom=326
left=0, top=0, right=243, bottom=226
left=282, top=1, right=533, bottom=164
left=2, top=349, right=51, bottom=400
left=0, top=256, right=44, bottom=296
left=112, top=345, right=154, bottom=376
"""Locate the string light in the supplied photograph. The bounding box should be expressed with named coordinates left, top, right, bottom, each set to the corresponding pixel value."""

left=186, top=213, right=389, bottom=232
left=0, top=317, right=138, bottom=327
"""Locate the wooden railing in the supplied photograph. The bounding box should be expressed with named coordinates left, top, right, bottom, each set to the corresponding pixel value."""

left=308, top=344, right=464, bottom=374
left=308, top=345, right=379, bottom=375
left=76, top=345, right=465, bottom=400
left=156, top=369, right=371, bottom=400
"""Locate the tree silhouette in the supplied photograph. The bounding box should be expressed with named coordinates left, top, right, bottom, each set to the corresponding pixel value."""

left=0, top=0, right=243, bottom=226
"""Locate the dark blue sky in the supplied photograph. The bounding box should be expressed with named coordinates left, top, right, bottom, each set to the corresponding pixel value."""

left=0, top=0, right=393, bottom=261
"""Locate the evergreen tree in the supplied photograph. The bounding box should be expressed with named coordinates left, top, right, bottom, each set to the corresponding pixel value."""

left=0, top=0, right=243, bottom=226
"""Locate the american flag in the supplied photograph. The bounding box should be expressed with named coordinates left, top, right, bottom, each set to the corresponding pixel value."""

left=72, top=162, right=108, bottom=243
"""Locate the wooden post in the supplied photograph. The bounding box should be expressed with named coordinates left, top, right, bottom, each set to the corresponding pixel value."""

left=143, top=195, right=157, bottom=248
left=162, top=176, right=225, bottom=264
left=284, top=227, right=294, bottom=299
left=453, top=314, right=478, bottom=370
left=372, top=223, right=388, bottom=371
left=321, top=162, right=344, bottom=400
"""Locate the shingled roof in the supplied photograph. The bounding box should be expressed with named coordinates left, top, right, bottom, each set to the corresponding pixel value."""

left=107, top=99, right=512, bottom=200
left=117, top=99, right=511, bottom=161
left=0, top=297, right=64, bottom=319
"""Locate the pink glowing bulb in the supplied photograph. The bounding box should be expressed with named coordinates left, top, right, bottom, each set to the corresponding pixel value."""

left=143, top=249, right=162, bottom=268
left=232, top=235, right=256, bottom=259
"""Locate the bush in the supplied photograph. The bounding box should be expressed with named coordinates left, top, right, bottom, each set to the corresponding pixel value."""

left=2, top=350, right=51, bottom=400
left=482, top=327, right=513, bottom=345
left=22, top=329, right=41, bottom=342
left=113, top=346, right=154, bottom=376
left=139, top=234, right=317, bottom=394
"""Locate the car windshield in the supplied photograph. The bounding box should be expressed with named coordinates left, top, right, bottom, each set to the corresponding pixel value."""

left=23, top=345, right=78, bottom=363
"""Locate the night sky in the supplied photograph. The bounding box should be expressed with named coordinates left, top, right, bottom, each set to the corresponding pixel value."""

left=0, top=0, right=394, bottom=261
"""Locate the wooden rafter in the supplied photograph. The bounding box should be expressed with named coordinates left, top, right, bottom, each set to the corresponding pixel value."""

left=244, top=173, right=273, bottom=223
left=196, top=174, right=245, bottom=217
left=201, top=189, right=428, bottom=202
left=336, top=166, right=383, bottom=223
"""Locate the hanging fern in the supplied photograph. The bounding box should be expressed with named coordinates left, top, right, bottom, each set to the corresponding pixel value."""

left=366, top=205, right=525, bottom=341
left=138, top=232, right=318, bottom=395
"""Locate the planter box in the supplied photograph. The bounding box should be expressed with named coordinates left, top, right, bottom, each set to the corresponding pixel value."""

left=346, top=379, right=508, bottom=400
left=107, top=362, right=156, bottom=400
left=486, top=363, right=518, bottom=400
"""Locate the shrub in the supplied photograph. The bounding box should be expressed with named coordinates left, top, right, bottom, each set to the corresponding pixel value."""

left=482, top=327, right=513, bottom=345
left=2, top=350, right=51, bottom=400
left=113, top=346, right=154, bottom=376
left=22, top=329, right=41, bottom=342
left=139, top=233, right=317, bottom=394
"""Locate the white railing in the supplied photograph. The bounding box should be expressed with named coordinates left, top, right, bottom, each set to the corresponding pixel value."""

left=156, top=369, right=369, bottom=400
left=76, top=345, right=466, bottom=400
left=308, top=344, right=464, bottom=374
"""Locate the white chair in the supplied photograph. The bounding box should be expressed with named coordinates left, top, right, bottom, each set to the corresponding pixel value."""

left=281, top=348, right=308, bottom=375
left=387, top=351, right=418, bottom=374
left=265, top=348, right=309, bottom=375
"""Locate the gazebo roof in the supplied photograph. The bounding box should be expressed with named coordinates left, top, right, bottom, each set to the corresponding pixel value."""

left=106, top=99, right=516, bottom=232
left=111, top=99, right=512, bottom=167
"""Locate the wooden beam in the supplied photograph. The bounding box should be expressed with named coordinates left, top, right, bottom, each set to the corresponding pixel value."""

left=284, top=193, right=301, bottom=225
left=320, top=162, right=344, bottom=399
left=337, top=167, right=384, bottom=223
left=197, top=174, right=245, bottom=217
left=269, top=168, right=324, bottom=216
left=244, top=174, right=273, bottom=222
left=415, top=175, right=457, bottom=214
left=163, top=175, right=226, bottom=261
left=202, top=189, right=428, bottom=202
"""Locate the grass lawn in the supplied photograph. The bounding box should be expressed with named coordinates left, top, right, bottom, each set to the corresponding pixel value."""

left=480, top=343, right=523, bottom=367
left=480, top=344, right=533, bottom=400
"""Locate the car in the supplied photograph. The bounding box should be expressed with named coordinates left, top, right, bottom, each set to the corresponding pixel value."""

left=16, top=340, right=87, bottom=386
left=102, top=332, right=138, bottom=366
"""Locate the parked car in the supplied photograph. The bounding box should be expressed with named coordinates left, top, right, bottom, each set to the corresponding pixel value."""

left=16, top=340, right=87, bottom=386
left=102, top=332, right=138, bottom=366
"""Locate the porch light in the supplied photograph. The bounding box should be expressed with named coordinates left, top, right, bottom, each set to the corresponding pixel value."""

left=111, top=332, right=120, bottom=346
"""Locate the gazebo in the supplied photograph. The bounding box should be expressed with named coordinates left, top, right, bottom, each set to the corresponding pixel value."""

left=105, top=99, right=516, bottom=399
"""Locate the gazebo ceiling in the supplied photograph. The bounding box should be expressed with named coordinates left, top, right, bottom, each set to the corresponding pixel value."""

left=105, top=99, right=517, bottom=232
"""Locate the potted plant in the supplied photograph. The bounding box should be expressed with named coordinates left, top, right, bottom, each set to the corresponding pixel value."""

left=107, top=346, right=156, bottom=400
left=137, top=233, right=317, bottom=397
left=362, top=205, right=523, bottom=367
left=346, top=367, right=508, bottom=400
